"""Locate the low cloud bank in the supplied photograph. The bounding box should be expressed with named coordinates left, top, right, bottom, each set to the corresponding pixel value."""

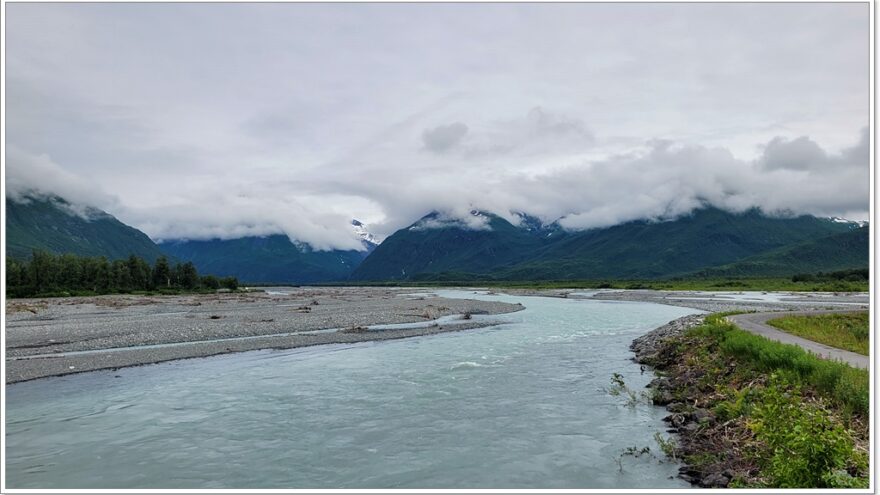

left=5, top=3, right=867, bottom=251
left=7, top=126, right=868, bottom=251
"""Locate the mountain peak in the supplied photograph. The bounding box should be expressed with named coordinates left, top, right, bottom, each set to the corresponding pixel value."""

left=351, top=219, right=379, bottom=248
left=408, top=210, right=494, bottom=232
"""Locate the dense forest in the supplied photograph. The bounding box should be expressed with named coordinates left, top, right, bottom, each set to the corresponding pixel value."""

left=6, top=251, right=239, bottom=298
left=790, top=267, right=869, bottom=283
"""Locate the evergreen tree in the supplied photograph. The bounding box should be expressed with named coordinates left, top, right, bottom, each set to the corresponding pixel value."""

left=6, top=258, right=25, bottom=288
left=93, top=257, right=111, bottom=292
left=29, top=250, right=56, bottom=293
left=111, top=259, right=132, bottom=291
left=6, top=251, right=231, bottom=297
left=152, top=256, right=172, bottom=288
left=180, top=262, right=200, bottom=289
left=57, top=253, right=83, bottom=289
left=201, top=275, right=220, bottom=289
left=128, top=255, right=150, bottom=290
left=220, top=276, right=239, bottom=290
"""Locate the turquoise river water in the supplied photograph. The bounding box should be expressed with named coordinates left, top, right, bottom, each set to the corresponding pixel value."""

left=6, top=290, right=699, bottom=489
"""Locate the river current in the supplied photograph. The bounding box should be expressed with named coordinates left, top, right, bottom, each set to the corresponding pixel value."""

left=6, top=290, right=699, bottom=488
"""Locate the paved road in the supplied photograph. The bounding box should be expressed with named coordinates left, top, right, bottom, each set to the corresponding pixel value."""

left=728, top=310, right=869, bottom=369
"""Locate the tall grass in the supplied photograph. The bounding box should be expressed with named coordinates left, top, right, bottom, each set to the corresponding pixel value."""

left=767, top=312, right=869, bottom=356
left=694, top=315, right=869, bottom=417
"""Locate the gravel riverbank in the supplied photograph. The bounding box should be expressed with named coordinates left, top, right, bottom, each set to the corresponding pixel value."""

left=6, top=288, right=522, bottom=383
left=8, top=288, right=865, bottom=384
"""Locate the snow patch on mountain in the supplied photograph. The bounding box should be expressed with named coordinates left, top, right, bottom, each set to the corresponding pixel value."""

left=828, top=216, right=868, bottom=228
left=351, top=219, right=380, bottom=247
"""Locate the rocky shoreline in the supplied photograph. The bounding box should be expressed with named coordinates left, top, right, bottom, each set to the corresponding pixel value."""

left=630, top=315, right=736, bottom=488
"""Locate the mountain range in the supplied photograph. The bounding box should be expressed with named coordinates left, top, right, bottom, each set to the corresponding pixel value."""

left=691, top=226, right=869, bottom=278
left=160, top=221, right=377, bottom=284
left=6, top=195, right=166, bottom=262
left=350, top=207, right=865, bottom=281
left=5, top=194, right=869, bottom=283
left=6, top=196, right=377, bottom=283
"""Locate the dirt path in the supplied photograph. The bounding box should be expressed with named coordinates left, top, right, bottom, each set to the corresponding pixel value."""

left=727, top=310, right=869, bottom=369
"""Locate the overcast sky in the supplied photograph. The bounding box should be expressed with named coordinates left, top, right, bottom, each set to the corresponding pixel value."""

left=5, top=3, right=870, bottom=250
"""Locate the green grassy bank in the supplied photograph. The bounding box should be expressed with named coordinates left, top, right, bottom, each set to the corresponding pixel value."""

left=641, top=313, right=869, bottom=488
left=768, top=312, right=869, bottom=356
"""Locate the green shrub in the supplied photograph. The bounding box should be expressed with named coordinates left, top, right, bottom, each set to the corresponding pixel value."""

left=669, top=317, right=869, bottom=488
left=713, top=386, right=757, bottom=422
left=748, top=375, right=867, bottom=488
left=201, top=275, right=220, bottom=290
left=219, top=276, right=239, bottom=290
left=832, top=367, right=870, bottom=418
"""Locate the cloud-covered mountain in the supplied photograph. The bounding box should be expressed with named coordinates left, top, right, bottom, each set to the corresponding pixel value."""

left=6, top=190, right=866, bottom=284
left=350, top=206, right=864, bottom=281
left=6, top=194, right=165, bottom=262
left=5, top=4, right=869, bottom=251
left=159, top=221, right=378, bottom=284
left=351, top=211, right=559, bottom=281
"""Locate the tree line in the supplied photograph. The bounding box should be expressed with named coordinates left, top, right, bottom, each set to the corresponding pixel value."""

left=6, top=251, right=239, bottom=298
left=791, top=268, right=869, bottom=283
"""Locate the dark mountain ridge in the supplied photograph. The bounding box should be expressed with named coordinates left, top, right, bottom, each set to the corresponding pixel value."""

left=6, top=195, right=165, bottom=262
left=7, top=193, right=865, bottom=284
left=690, top=226, right=869, bottom=278
left=350, top=210, right=561, bottom=281
left=159, top=222, right=378, bottom=284
left=351, top=206, right=863, bottom=281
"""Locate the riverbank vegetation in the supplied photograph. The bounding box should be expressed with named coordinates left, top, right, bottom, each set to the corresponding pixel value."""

left=767, top=312, right=869, bottom=356
left=6, top=251, right=239, bottom=298
left=333, top=269, right=868, bottom=292
left=640, top=313, right=869, bottom=488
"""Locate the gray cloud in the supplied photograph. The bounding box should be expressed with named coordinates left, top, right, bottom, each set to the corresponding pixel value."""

left=526, top=107, right=593, bottom=141
left=759, top=136, right=828, bottom=171
left=422, top=122, right=469, bottom=153
left=841, top=126, right=870, bottom=166
left=759, top=127, right=867, bottom=174
left=6, top=146, right=119, bottom=211
left=4, top=3, right=869, bottom=249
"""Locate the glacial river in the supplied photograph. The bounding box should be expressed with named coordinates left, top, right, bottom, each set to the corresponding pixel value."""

left=6, top=290, right=699, bottom=489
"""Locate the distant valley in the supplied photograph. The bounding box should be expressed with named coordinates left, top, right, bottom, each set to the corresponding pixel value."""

left=159, top=225, right=377, bottom=284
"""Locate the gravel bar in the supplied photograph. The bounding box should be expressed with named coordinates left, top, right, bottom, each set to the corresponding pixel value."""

left=5, top=287, right=522, bottom=383
left=585, top=289, right=869, bottom=313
